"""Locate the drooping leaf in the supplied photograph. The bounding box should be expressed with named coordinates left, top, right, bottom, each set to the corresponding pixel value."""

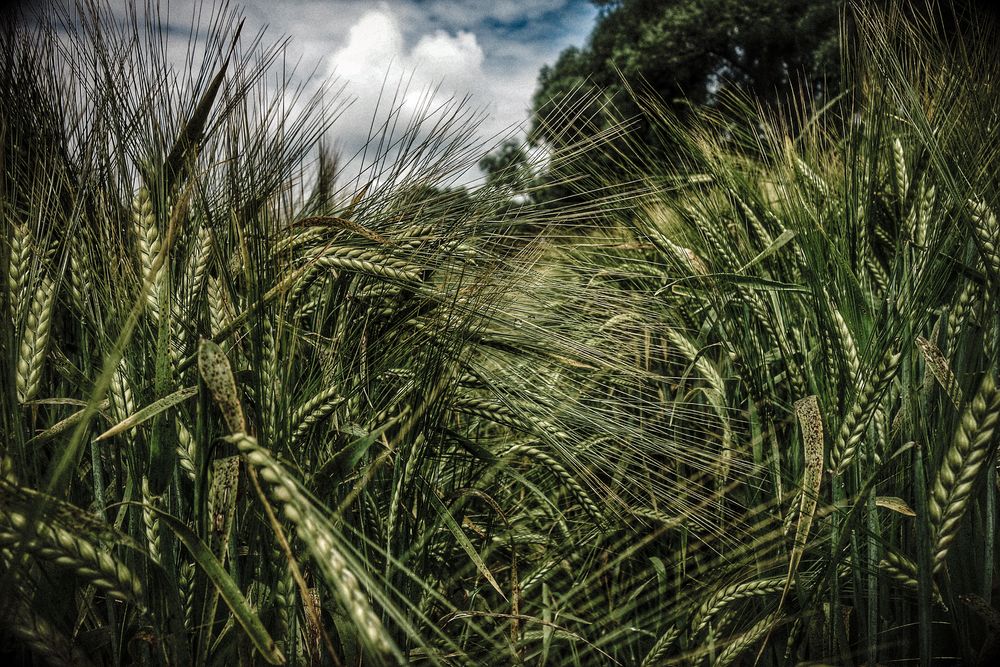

left=420, top=478, right=507, bottom=600
left=198, top=338, right=246, bottom=433
left=153, top=508, right=285, bottom=665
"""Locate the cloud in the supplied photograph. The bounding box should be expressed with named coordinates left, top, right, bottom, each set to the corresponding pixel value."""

left=328, top=8, right=484, bottom=95
left=328, top=9, right=407, bottom=86
left=411, top=29, right=484, bottom=90
left=41, top=0, right=598, bottom=186
left=316, top=1, right=597, bottom=185
left=322, top=7, right=501, bottom=185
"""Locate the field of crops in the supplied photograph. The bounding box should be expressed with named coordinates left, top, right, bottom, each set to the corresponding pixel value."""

left=2, top=1, right=999, bottom=665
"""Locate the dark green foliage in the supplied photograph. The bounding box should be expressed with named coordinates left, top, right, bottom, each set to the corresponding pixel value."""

left=531, top=0, right=843, bottom=150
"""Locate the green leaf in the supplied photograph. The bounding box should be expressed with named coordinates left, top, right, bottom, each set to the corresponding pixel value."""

left=707, top=273, right=809, bottom=293
left=659, top=272, right=808, bottom=295
left=791, top=396, right=824, bottom=574
left=315, top=412, right=407, bottom=479
left=420, top=478, right=507, bottom=600
left=27, top=400, right=109, bottom=445
left=740, top=228, right=796, bottom=272
left=153, top=508, right=285, bottom=665
left=198, top=339, right=246, bottom=434
left=94, top=386, right=197, bottom=442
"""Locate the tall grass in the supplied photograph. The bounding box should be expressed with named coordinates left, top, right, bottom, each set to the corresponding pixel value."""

left=543, top=1, right=1000, bottom=662
left=1, top=0, right=998, bottom=665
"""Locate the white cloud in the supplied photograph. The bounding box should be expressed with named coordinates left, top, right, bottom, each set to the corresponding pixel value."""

left=327, top=8, right=486, bottom=101
left=71, top=0, right=597, bottom=186
left=411, top=29, right=484, bottom=90
left=329, top=9, right=406, bottom=86
left=323, top=7, right=500, bottom=185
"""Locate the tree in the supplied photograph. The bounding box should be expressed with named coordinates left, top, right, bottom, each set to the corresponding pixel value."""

left=531, top=0, right=843, bottom=152
left=478, top=140, right=533, bottom=192
left=529, top=0, right=1000, bottom=157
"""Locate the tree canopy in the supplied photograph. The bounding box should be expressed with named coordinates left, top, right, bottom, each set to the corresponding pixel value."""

left=530, top=0, right=844, bottom=151
left=495, top=0, right=998, bottom=201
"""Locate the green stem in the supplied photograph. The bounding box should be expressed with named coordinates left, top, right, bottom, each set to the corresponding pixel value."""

left=913, top=442, right=933, bottom=667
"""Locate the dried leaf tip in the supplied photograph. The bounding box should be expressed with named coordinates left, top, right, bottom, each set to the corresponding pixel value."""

left=197, top=338, right=246, bottom=434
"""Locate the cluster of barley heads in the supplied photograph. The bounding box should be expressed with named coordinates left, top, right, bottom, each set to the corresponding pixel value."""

left=543, top=3, right=1000, bottom=663
left=3, top=1, right=1000, bottom=665
left=0, top=2, right=714, bottom=664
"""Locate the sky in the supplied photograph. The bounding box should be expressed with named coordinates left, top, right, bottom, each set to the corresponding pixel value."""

left=138, top=0, right=599, bottom=185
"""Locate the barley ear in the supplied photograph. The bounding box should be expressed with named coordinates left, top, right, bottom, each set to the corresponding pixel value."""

left=1, top=509, right=144, bottom=607
left=141, top=476, right=162, bottom=565
left=928, top=372, right=1000, bottom=572
left=892, top=137, right=908, bottom=198
left=970, top=199, right=1000, bottom=277
left=16, top=275, right=56, bottom=403
left=691, top=576, right=786, bottom=636
left=879, top=550, right=945, bottom=607
left=7, top=221, right=32, bottom=319
left=133, top=186, right=163, bottom=317
left=640, top=625, right=680, bottom=666
left=830, top=346, right=901, bottom=474
left=716, top=612, right=783, bottom=667
left=8, top=603, right=97, bottom=667
left=230, top=433, right=398, bottom=660
left=175, top=419, right=198, bottom=481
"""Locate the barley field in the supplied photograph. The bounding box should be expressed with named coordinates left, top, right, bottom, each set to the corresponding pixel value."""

left=2, top=1, right=999, bottom=665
